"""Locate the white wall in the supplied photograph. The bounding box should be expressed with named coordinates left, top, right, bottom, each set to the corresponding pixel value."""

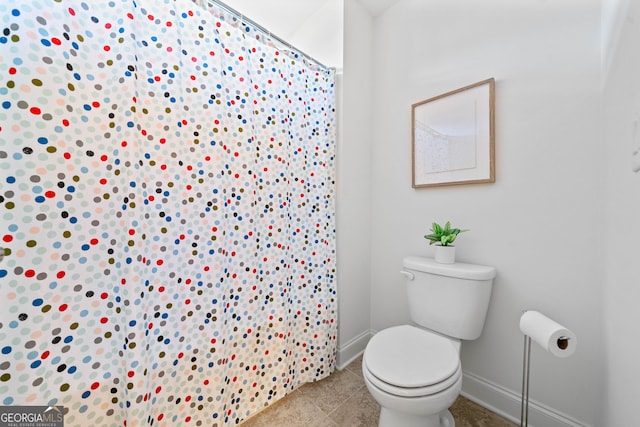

left=336, top=0, right=375, bottom=366
left=221, top=0, right=343, bottom=69
left=365, top=0, right=602, bottom=425
left=601, top=0, right=640, bottom=425
left=285, top=0, right=344, bottom=69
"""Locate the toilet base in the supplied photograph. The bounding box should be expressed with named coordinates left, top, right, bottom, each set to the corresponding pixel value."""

left=379, top=408, right=455, bottom=427
left=363, top=362, right=461, bottom=427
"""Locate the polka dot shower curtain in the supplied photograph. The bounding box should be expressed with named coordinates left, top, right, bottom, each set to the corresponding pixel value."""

left=0, top=0, right=337, bottom=425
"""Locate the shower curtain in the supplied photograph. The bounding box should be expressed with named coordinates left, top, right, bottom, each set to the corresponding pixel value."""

left=0, top=0, right=337, bottom=425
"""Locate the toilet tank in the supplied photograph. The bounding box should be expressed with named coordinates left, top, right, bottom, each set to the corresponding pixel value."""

left=402, top=256, right=496, bottom=340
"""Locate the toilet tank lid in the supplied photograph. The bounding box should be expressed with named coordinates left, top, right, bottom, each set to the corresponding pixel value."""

left=403, top=256, right=496, bottom=280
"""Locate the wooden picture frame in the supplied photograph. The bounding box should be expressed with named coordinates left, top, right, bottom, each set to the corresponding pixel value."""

left=412, top=78, right=495, bottom=188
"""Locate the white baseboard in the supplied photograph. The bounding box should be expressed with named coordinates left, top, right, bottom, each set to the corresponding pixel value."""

left=336, top=329, right=373, bottom=370
left=336, top=331, right=589, bottom=427
left=461, top=370, right=591, bottom=427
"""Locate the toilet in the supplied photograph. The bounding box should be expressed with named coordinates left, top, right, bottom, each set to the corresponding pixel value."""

left=362, top=256, right=496, bottom=427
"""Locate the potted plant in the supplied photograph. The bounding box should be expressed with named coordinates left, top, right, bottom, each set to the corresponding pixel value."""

left=424, top=221, right=468, bottom=264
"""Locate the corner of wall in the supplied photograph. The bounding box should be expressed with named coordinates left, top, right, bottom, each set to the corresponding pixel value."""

left=336, top=329, right=373, bottom=370
left=601, top=0, right=631, bottom=84
left=336, top=0, right=375, bottom=355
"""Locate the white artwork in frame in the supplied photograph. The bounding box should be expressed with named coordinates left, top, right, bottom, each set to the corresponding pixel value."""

left=412, top=78, right=495, bottom=188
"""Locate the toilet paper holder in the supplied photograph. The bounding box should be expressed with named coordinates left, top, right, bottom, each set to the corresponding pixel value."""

left=520, top=333, right=532, bottom=427
left=520, top=311, right=573, bottom=427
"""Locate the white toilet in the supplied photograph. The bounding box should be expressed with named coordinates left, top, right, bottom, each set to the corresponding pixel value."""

left=362, top=256, right=496, bottom=427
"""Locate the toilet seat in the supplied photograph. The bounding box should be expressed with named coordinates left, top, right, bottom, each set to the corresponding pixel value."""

left=363, top=325, right=461, bottom=397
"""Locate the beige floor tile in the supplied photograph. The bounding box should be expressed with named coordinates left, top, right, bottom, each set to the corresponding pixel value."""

left=451, top=396, right=518, bottom=427
left=328, top=384, right=380, bottom=427
left=240, top=389, right=335, bottom=427
left=241, top=354, right=517, bottom=427
left=343, top=355, right=363, bottom=377
left=297, top=368, right=365, bottom=414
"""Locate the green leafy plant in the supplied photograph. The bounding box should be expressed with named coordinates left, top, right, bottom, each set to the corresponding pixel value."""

left=424, top=221, right=468, bottom=246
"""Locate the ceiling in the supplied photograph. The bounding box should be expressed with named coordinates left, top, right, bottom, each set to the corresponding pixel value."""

left=221, top=0, right=399, bottom=40
left=221, top=0, right=331, bottom=40
left=358, top=0, right=400, bottom=16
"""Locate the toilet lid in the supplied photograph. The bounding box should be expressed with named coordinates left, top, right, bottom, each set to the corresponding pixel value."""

left=365, top=325, right=459, bottom=388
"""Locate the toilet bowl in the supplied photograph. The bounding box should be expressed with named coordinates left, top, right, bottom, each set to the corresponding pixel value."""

left=362, top=257, right=496, bottom=427
left=362, top=325, right=462, bottom=427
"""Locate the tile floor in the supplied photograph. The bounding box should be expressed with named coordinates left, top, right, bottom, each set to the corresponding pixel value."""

left=240, top=355, right=518, bottom=427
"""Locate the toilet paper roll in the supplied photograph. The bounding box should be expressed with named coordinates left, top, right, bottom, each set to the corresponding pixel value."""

left=519, top=310, right=577, bottom=358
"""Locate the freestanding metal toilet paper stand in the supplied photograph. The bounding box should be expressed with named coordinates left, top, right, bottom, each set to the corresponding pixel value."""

left=520, top=334, right=532, bottom=427
left=520, top=328, right=571, bottom=427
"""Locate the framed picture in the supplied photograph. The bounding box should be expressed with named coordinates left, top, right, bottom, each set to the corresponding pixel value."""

left=412, top=78, right=495, bottom=188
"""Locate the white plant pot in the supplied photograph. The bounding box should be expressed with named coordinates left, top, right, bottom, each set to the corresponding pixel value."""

left=434, top=245, right=456, bottom=264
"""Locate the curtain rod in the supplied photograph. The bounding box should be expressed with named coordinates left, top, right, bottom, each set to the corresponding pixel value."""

left=203, top=0, right=333, bottom=71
